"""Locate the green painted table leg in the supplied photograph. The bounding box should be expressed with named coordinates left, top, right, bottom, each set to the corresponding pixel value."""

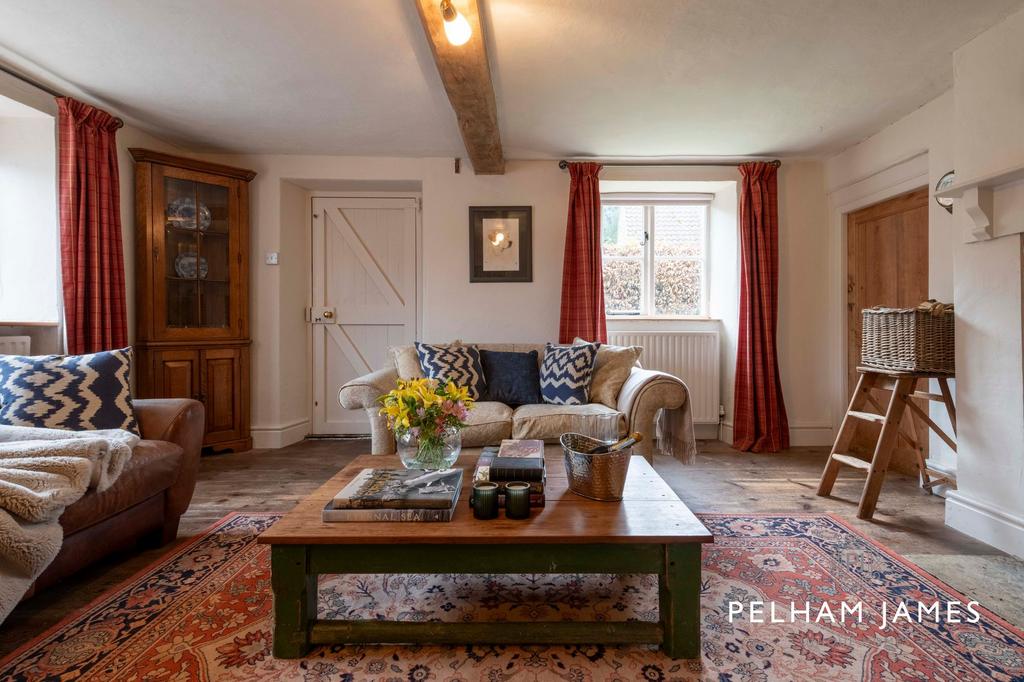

left=659, top=543, right=702, bottom=659
left=271, top=546, right=316, bottom=658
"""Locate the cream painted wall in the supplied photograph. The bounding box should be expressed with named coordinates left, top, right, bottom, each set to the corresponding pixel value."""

left=193, top=155, right=570, bottom=447
left=825, top=6, right=1024, bottom=558
left=943, top=8, right=1024, bottom=558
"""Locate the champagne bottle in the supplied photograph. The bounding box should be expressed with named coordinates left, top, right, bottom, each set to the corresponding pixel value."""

left=589, top=432, right=643, bottom=454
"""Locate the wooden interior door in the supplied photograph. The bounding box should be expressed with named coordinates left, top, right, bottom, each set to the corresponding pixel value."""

left=311, top=197, right=419, bottom=434
left=846, top=186, right=929, bottom=473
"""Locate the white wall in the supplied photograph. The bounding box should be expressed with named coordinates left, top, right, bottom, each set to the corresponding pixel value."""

left=825, top=6, right=1024, bottom=558
left=192, top=155, right=570, bottom=447
left=943, top=8, right=1024, bottom=558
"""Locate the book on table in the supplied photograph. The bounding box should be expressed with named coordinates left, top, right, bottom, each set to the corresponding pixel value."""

left=323, top=468, right=463, bottom=522
left=473, top=440, right=546, bottom=507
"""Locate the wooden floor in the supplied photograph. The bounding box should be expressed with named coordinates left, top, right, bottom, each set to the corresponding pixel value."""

left=2, top=438, right=1022, bottom=657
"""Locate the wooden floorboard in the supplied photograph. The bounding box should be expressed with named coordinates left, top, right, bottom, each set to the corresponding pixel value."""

left=2, top=438, right=1022, bottom=657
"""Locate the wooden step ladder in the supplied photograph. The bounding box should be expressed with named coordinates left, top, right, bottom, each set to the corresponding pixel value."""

left=817, top=367, right=957, bottom=520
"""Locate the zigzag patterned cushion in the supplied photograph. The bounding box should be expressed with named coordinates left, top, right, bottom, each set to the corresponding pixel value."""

left=0, top=347, right=139, bottom=434
left=415, top=342, right=487, bottom=400
left=540, top=342, right=599, bottom=405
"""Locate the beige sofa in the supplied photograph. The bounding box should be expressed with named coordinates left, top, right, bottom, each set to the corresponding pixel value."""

left=337, top=343, right=693, bottom=461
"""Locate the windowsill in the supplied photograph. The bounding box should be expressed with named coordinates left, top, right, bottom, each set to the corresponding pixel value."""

left=606, top=315, right=719, bottom=322
left=0, top=321, right=60, bottom=327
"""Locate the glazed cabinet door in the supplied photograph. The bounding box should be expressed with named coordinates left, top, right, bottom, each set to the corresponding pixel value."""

left=200, top=347, right=247, bottom=446
left=151, top=350, right=201, bottom=400
left=151, top=164, right=245, bottom=342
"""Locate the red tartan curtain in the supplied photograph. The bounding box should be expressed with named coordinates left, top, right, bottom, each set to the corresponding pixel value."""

left=733, top=161, right=790, bottom=452
left=57, top=97, right=128, bottom=355
left=558, top=162, right=607, bottom=344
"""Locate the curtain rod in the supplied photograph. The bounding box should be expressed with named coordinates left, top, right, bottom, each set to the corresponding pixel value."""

left=0, top=63, right=124, bottom=129
left=557, top=159, right=781, bottom=170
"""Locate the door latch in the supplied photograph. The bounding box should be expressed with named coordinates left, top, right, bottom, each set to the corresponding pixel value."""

left=311, top=306, right=336, bottom=324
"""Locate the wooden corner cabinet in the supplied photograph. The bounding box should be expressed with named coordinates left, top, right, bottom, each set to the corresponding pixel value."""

left=131, top=149, right=256, bottom=452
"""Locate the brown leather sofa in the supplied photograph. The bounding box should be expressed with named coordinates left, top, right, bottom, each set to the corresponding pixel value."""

left=23, top=398, right=205, bottom=598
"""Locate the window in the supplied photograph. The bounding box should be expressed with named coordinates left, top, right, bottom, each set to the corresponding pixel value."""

left=0, top=96, right=59, bottom=325
left=601, top=194, right=710, bottom=317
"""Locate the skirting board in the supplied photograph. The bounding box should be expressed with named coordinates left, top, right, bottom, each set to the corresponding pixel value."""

left=251, top=419, right=310, bottom=449
left=945, top=491, right=1024, bottom=560
left=720, top=422, right=833, bottom=447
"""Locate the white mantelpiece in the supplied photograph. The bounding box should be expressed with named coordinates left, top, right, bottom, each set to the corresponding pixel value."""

left=937, top=164, right=1024, bottom=243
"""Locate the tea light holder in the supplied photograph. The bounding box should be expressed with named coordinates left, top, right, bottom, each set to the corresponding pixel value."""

left=504, top=482, right=531, bottom=519
left=471, top=482, right=499, bottom=520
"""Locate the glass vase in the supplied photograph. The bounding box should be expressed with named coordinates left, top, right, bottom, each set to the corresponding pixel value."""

left=396, top=425, right=462, bottom=470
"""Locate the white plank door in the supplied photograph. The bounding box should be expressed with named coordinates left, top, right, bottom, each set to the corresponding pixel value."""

left=311, top=197, right=418, bottom=434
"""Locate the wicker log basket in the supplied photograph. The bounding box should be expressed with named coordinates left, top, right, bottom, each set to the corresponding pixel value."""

left=861, top=300, right=954, bottom=374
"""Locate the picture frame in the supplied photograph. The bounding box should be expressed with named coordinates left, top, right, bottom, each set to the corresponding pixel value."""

left=468, top=206, right=533, bottom=283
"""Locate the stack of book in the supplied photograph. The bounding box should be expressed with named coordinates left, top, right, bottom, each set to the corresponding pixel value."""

left=323, top=468, right=463, bottom=522
left=473, top=439, right=546, bottom=508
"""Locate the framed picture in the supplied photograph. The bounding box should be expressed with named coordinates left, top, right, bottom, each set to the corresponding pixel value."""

left=469, top=206, right=533, bottom=282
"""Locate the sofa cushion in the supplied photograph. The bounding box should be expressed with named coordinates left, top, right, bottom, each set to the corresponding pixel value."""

left=461, top=401, right=513, bottom=447
left=59, top=439, right=183, bottom=535
left=0, top=347, right=139, bottom=434
left=574, top=337, right=643, bottom=408
left=388, top=345, right=425, bottom=380
left=539, top=342, right=599, bottom=405
left=415, top=342, right=487, bottom=399
left=511, top=403, right=626, bottom=442
left=480, top=349, right=541, bottom=406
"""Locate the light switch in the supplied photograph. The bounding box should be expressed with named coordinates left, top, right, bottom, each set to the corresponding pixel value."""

left=265, top=252, right=279, bottom=265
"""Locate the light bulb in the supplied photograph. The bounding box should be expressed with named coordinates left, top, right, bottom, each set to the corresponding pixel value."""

left=440, top=0, right=472, bottom=46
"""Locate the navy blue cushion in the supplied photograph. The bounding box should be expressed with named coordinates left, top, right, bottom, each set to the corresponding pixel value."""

left=540, top=342, right=599, bottom=405
left=415, top=342, right=487, bottom=400
left=0, top=347, right=139, bottom=434
left=480, top=350, right=541, bottom=406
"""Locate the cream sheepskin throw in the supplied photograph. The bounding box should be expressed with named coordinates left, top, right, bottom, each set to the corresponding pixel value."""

left=0, top=425, right=138, bottom=623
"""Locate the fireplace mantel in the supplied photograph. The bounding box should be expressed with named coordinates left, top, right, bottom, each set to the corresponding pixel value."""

left=937, top=164, right=1024, bottom=242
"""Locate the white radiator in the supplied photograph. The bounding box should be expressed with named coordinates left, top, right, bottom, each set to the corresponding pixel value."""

left=609, top=330, right=720, bottom=424
left=0, top=336, right=30, bottom=355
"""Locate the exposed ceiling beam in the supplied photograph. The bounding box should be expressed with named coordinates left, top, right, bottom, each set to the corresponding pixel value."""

left=414, top=0, right=504, bottom=175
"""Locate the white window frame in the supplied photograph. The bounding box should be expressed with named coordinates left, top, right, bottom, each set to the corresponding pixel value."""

left=600, top=193, right=712, bottom=319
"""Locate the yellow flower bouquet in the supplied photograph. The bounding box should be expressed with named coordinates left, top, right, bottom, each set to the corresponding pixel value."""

left=379, top=378, right=474, bottom=469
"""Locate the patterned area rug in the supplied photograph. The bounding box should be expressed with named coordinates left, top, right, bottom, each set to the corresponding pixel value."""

left=3, top=513, right=1023, bottom=681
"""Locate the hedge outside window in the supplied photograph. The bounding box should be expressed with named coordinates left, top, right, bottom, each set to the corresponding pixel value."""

left=600, top=196, right=710, bottom=317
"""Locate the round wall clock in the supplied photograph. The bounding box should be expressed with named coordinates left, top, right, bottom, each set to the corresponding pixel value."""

left=935, top=171, right=955, bottom=214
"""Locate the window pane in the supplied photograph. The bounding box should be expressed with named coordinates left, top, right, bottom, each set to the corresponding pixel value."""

left=655, top=260, right=703, bottom=315
left=601, top=205, right=645, bottom=315
left=653, top=205, right=706, bottom=315
left=653, top=205, right=704, bottom=258
left=603, top=258, right=642, bottom=315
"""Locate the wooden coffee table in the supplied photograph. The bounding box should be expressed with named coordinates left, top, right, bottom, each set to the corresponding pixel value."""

left=259, top=451, right=712, bottom=659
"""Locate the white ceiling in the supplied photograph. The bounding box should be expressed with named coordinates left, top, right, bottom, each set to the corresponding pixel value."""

left=1, top=0, right=1021, bottom=159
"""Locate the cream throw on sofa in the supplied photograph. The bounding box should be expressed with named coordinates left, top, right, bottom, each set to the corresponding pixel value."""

left=0, top=425, right=138, bottom=623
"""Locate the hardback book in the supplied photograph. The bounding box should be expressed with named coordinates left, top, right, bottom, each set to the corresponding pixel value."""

left=486, top=441, right=546, bottom=481
left=331, top=468, right=463, bottom=510
left=323, top=496, right=459, bottom=522
left=474, top=449, right=545, bottom=491
left=497, top=439, right=545, bottom=458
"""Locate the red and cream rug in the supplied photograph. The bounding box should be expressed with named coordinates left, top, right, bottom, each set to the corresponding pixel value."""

left=2, top=513, right=1023, bottom=681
